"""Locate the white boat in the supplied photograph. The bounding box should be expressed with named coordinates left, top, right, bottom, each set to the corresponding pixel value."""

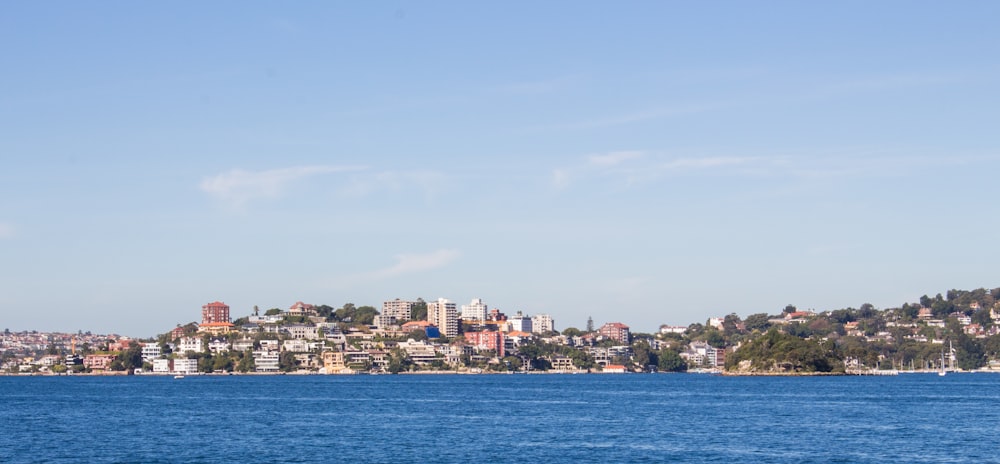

left=939, top=350, right=946, bottom=377
left=173, top=375, right=185, bottom=379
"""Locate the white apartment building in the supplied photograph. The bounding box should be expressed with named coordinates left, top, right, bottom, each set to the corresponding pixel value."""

left=382, top=299, right=415, bottom=321
left=461, top=298, right=488, bottom=321
left=509, top=312, right=532, bottom=333
left=427, top=298, right=459, bottom=338
left=531, top=314, right=555, bottom=334
left=283, top=324, right=319, bottom=340
left=173, top=358, right=198, bottom=374
left=254, top=351, right=280, bottom=372
left=373, top=315, right=397, bottom=329
left=232, top=338, right=254, bottom=352
left=141, top=343, right=161, bottom=363
left=282, top=339, right=310, bottom=353
left=152, top=359, right=170, bottom=373
left=177, top=337, right=203, bottom=354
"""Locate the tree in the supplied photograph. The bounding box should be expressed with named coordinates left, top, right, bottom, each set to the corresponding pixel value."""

left=859, top=303, right=876, bottom=319
left=264, top=308, right=282, bottom=316
left=213, top=354, right=233, bottom=372
left=502, top=356, right=523, bottom=371
left=279, top=351, right=297, bottom=372
left=586, top=317, right=594, bottom=333
left=315, top=305, right=335, bottom=319
left=236, top=350, right=255, bottom=373
left=408, top=329, right=428, bottom=342
left=744, top=313, right=771, bottom=332
left=784, top=304, right=797, bottom=314
left=410, top=299, right=427, bottom=321
left=354, top=306, right=379, bottom=325
left=111, top=344, right=144, bottom=374
left=632, top=341, right=657, bottom=369
left=387, top=348, right=411, bottom=374
left=562, top=327, right=583, bottom=337
left=658, top=349, right=687, bottom=372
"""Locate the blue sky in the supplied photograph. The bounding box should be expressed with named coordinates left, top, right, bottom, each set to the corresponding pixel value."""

left=3, top=2, right=999, bottom=337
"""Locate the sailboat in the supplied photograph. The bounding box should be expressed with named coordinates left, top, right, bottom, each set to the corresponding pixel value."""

left=938, top=350, right=946, bottom=377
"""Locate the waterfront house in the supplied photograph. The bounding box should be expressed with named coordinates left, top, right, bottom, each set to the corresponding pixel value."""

left=603, top=364, right=627, bottom=373
left=83, top=354, right=117, bottom=371
left=173, top=358, right=198, bottom=375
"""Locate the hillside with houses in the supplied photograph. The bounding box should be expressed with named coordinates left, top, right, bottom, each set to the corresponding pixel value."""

left=5, top=287, right=1000, bottom=376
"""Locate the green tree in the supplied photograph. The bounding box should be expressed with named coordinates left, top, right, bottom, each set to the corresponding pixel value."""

left=387, top=348, right=412, bottom=373
left=354, top=306, right=379, bottom=325
left=744, top=313, right=771, bottom=332
left=213, top=354, right=234, bottom=372
left=236, top=350, right=255, bottom=373
left=198, top=355, right=214, bottom=373
left=562, top=327, right=583, bottom=337
left=279, top=351, right=297, bottom=372
left=410, top=299, right=428, bottom=321
left=657, top=349, right=687, bottom=372
left=632, top=341, right=657, bottom=369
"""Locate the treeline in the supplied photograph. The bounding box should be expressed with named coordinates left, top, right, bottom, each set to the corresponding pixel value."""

left=721, top=287, right=1000, bottom=373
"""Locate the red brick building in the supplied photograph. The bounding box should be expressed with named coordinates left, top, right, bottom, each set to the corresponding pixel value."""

left=202, top=301, right=230, bottom=325
left=598, top=322, right=630, bottom=343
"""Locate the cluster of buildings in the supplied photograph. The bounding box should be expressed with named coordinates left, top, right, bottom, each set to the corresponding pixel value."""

left=4, top=297, right=649, bottom=375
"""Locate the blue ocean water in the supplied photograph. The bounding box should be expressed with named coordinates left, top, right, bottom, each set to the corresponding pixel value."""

left=1, top=373, right=998, bottom=463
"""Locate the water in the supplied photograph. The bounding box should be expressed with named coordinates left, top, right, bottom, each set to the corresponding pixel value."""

left=2, top=373, right=998, bottom=463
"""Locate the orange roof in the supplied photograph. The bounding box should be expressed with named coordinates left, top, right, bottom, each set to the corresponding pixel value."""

left=402, top=320, right=433, bottom=328
left=605, top=364, right=627, bottom=369
left=507, top=330, right=532, bottom=337
left=200, top=322, right=234, bottom=327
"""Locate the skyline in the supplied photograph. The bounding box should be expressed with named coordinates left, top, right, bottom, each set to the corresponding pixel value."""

left=3, top=3, right=1000, bottom=337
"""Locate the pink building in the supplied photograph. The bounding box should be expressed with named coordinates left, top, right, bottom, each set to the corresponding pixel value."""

left=83, top=354, right=117, bottom=371
left=464, top=331, right=505, bottom=358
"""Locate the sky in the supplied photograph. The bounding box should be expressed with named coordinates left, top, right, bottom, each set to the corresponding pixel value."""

left=2, top=2, right=1000, bottom=337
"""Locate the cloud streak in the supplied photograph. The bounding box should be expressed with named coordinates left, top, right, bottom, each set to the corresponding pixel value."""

left=200, top=165, right=366, bottom=207
left=556, top=151, right=765, bottom=189
left=340, top=170, right=447, bottom=199
left=369, top=249, right=461, bottom=279
left=329, top=249, right=461, bottom=291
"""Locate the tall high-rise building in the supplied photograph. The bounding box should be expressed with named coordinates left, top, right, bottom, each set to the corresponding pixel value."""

left=382, top=298, right=415, bottom=321
left=531, top=314, right=555, bottom=334
left=202, top=301, right=230, bottom=325
left=427, top=298, right=458, bottom=338
left=461, top=298, right=488, bottom=321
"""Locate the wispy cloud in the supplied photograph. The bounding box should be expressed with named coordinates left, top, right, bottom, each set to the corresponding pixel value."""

left=340, top=170, right=447, bottom=199
left=588, top=151, right=645, bottom=167
left=200, top=165, right=366, bottom=208
left=553, top=150, right=648, bottom=189
left=335, top=249, right=461, bottom=289
left=534, top=103, right=723, bottom=132
left=0, top=223, right=14, bottom=239
left=554, top=151, right=765, bottom=189
left=370, top=249, right=461, bottom=279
